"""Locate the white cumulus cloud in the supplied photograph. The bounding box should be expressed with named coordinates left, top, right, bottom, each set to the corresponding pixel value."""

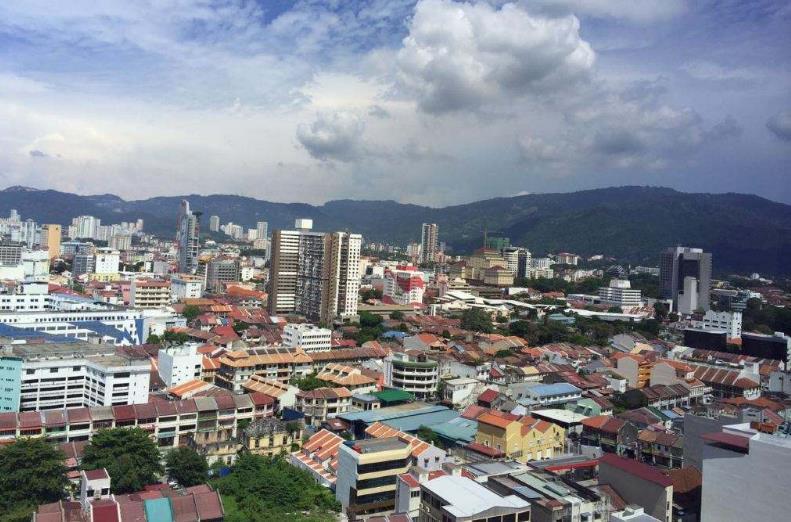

left=296, top=111, right=366, bottom=162
left=397, top=0, right=595, bottom=114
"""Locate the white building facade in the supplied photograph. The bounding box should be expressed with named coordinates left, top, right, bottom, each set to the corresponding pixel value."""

left=282, top=323, right=332, bottom=352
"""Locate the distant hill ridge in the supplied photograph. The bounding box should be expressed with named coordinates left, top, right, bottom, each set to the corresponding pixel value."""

left=1, top=185, right=789, bottom=275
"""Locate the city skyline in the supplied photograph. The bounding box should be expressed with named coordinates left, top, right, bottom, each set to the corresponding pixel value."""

left=1, top=1, right=789, bottom=205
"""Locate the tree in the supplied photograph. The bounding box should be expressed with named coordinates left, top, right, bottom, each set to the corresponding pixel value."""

left=290, top=372, right=333, bottom=391
left=212, top=453, right=340, bottom=521
left=163, top=331, right=190, bottom=344
left=359, top=311, right=382, bottom=328
left=509, top=320, right=532, bottom=339
left=607, top=306, right=622, bottom=314
left=82, top=428, right=164, bottom=494
left=0, top=438, right=68, bottom=518
left=460, top=308, right=493, bottom=333
left=416, top=426, right=445, bottom=450
left=166, top=447, right=208, bottom=487
left=182, top=305, right=201, bottom=321
left=359, top=288, right=382, bottom=302
left=232, top=321, right=250, bottom=334
left=390, top=310, right=405, bottom=320
left=653, top=302, right=668, bottom=321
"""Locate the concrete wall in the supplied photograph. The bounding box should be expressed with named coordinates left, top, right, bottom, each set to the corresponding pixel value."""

left=599, top=462, right=672, bottom=522
left=701, top=436, right=791, bottom=522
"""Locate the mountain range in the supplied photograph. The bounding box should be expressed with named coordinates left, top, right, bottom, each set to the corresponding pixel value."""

left=1, top=185, right=790, bottom=276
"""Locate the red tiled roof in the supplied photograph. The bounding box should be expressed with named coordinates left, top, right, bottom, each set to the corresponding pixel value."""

left=85, top=469, right=110, bottom=480
left=112, top=405, right=136, bottom=422
left=91, top=499, right=120, bottom=522
left=18, top=411, right=42, bottom=429
left=477, top=388, right=499, bottom=404
left=600, top=453, right=673, bottom=487
left=465, top=442, right=505, bottom=458
left=701, top=431, right=750, bottom=451
left=66, top=407, right=91, bottom=424
left=460, top=404, right=487, bottom=420
left=399, top=473, right=420, bottom=488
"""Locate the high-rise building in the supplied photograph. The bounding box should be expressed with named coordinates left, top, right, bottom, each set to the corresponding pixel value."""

left=108, top=234, right=131, bottom=251
left=72, top=215, right=100, bottom=239
left=419, top=223, right=438, bottom=264
left=39, top=224, right=61, bottom=260
left=206, top=257, right=240, bottom=293
left=177, top=200, right=200, bottom=274
left=268, top=230, right=301, bottom=315
left=73, top=253, right=96, bottom=277
left=660, top=246, right=712, bottom=314
left=0, top=242, right=23, bottom=266
left=209, top=215, right=220, bottom=232
left=268, top=228, right=361, bottom=323
left=256, top=221, right=268, bottom=240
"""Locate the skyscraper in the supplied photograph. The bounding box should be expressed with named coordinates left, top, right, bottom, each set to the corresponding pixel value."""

left=660, top=246, right=712, bottom=314
left=176, top=200, right=200, bottom=274
left=420, top=223, right=438, bottom=264
left=268, top=228, right=361, bottom=323
left=208, top=215, right=220, bottom=232
left=268, top=229, right=301, bottom=315
left=256, top=221, right=268, bottom=240
left=39, top=224, right=61, bottom=260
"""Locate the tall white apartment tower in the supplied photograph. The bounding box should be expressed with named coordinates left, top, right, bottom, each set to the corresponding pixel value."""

left=268, top=229, right=301, bottom=315
left=177, top=200, right=200, bottom=274
left=420, top=223, right=438, bottom=264
left=208, top=215, right=220, bottom=232
left=268, top=228, right=361, bottom=323
left=256, top=221, right=268, bottom=240
left=324, top=232, right=362, bottom=323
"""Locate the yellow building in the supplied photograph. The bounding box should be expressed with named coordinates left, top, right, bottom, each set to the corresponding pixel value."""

left=474, top=410, right=565, bottom=463
left=336, top=437, right=412, bottom=517
left=40, top=224, right=61, bottom=260
left=467, top=248, right=508, bottom=281
left=242, top=417, right=302, bottom=457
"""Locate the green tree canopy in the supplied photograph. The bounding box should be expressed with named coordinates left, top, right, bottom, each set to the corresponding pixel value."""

left=359, top=311, right=382, bottom=328
left=182, top=304, right=201, bottom=321
left=460, top=308, right=493, bottom=333
left=0, top=438, right=68, bottom=518
left=163, top=331, right=190, bottom=344
left=290, top=372, right=334, bottom=391
left=212, top=453, right=340, bottom=521
left=165, top=447, right=208, bottom=487
left=82, top=428, right=164, bottom=494
left=389, top=310, right=405, bottom=320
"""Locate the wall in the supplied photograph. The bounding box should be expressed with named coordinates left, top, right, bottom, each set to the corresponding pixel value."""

left=599, top=462, right=672, bottom=522
left=701, top=436, right=791, bottom=522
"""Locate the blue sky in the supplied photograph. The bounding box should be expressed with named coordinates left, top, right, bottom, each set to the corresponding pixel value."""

left=1, top=0, right=789, bottom=205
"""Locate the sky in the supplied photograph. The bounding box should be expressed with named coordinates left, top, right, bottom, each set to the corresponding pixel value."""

left=1, top=0, right=790, bottom=206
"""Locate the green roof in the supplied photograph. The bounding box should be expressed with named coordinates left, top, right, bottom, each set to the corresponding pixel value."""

left=373, top=389, right=414, bottom=404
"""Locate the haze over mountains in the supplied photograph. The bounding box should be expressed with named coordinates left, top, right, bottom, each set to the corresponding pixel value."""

left=2, top=185, right=790, bottom=276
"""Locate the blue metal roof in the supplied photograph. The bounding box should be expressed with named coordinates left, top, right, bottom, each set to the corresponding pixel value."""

left=526, top=383, right=581, bottom=398
left=431, top=416, right=478, bottom=443
left=70, top=321, right=134, bottom=344
left=382, top=409, right=460, bottom=433
left=382, top=331, right=408, bottom=339
left=338, top=404, right=449, bottom=423
left=0, top=323, right=80, bottom=343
